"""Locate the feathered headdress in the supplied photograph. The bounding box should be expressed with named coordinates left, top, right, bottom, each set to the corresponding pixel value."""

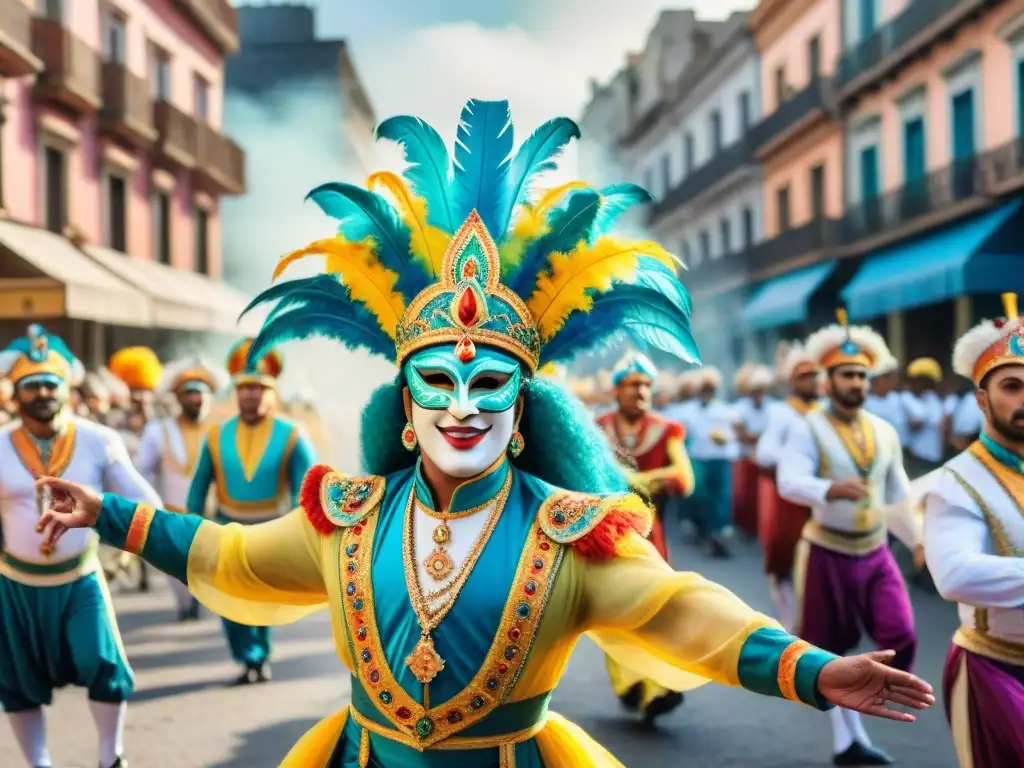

left=805, top=309, right=891, bottom=373
left=159, top=355, right=227, bottom=395
left=227, top=338, right=283, bottom=388
left=108, top=347, right=163, bottom=392
left=745, top=364, right=775, bottom=391
left=242, top=100, right=698, bottom=374
left=611, top=350, right=657, bottom=386
left=0, top=324, right=84, bottom=386
left=954, top=292, right=1024, bottom=386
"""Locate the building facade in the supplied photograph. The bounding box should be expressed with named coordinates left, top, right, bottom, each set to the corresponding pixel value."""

left=0, top=0, right=251, bottom=365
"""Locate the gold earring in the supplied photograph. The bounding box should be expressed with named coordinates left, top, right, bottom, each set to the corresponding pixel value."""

left=509, top=429, right=525, bottom=458
left=401, top=422, right=417, bottom=451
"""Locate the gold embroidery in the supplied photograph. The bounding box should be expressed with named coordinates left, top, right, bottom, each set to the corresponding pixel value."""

left=10, top=420, right=77, bottom=478
left=125, top=504, right=156, bottom=555
left=208, top=422, right=289, bottom=511
left=824, top=411, right=876, bottom=475
left=777, top=640, right=812, bottom=703
left=347, top=704, right=545, bottom=751
left=947, top=460, right=1019, bottom=557
left=340, top=489, right=563, bottom=748
left=955, top=626, right=1024, bottom=666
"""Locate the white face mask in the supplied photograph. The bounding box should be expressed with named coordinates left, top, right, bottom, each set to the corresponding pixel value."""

left=412, top=401, right=516, bottom=479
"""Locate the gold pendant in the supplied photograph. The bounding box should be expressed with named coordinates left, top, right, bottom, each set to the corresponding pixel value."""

left=853, top=500, right=876, bottom=530
left=432, top=523, right=451, bottom=545
left=405, top=634, right=445, bottom=684
left=424, top=546, right=455, bottom=581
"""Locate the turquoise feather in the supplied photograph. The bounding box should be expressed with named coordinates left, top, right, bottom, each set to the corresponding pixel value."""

left=450, top=99, right=514, bottom=239
left=590, top=184, right=653, bottom=241
left=250, top=310, right=396, bottom=365
left=496, top=117, right=580, bottom=236
left=376, top=115, right=456, bottom=232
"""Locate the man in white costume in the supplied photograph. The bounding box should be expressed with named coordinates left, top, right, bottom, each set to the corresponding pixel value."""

left=0, top=325, right=161, bottom=768
left=924, top=292, right=1024, bottom=767
left=136, top=356, right=226, bottom=621
left=733, top=364, right=774, bottom=539
left=777, top=310, right=923, bottom=766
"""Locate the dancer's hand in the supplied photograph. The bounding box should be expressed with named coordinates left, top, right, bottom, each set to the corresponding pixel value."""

left=817, top=650, right=935, bottom=721
left=913, top=545, right=926, bottom=571
left=34, top=475, right=102, bottom=551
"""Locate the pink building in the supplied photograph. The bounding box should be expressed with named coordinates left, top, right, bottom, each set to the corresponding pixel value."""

left=0, top=0, right=252, bottom=366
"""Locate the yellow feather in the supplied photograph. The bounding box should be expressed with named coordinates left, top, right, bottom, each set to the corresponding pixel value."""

left=367, top=171, right=449, bottom=279
left=500, top=181, right=592, bottom=272
left=526, top=238, right=675, bottom=340
left=274, top=237, right=406, bottom=337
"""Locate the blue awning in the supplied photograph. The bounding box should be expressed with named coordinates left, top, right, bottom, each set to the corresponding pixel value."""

left=842, top=200, right=1024, bottom=320
left=740, top=261, right=837, bottom=330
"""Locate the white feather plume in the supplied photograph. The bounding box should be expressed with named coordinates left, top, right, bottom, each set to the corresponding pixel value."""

left=953, top=318, right=1018, bottom=380
left=779, top=341, right=816, bottom=382
left=804, top=323, right=893, bottom=374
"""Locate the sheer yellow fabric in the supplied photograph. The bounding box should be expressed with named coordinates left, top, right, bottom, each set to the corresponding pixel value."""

left=280, top=707, right=350, bottom=768
left=534, top=713, right=625, bottom=766
left=186, top=509, right=330, bottom=627
left=581, top=533, right=779, bottom=691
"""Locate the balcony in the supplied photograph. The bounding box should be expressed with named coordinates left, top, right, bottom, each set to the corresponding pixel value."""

left=0, top=0, right=42, bottom=76
left=31, top=18, right=101, bottom=116
left=650, top=137, right=755, bottom=222
left=748, top=218, right=840, bottom=275
left=836, top=0, right=999, bottom=102
left=195, top=123, right=246, bottom=195
left=99, top=63, right=156, bottom=149
left=837, top=154, right=991, bottom=252
left=748, top=77, right=835, bottom=157
left=153, top=100, right=198, bottom=169
left=174, top=0, right=240, bottom=55
left=982, top=137, right=1024, bottom=198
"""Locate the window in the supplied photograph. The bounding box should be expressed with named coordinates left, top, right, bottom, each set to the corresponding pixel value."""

left=683, top=132, right=695, bottom=174
left=152, top=189, right=171, bottom=264
left=709, top=110, right=723, bottom=154
left=859, top=0, right=877, bottom=42
left=107, top=174, right=127, bottom=252
left=903, top=117, right=926, bottom=184
left=194, top=206, right=209, bottom=274
left=738, top=91, right=751, bottom=134
left=194, top=74, right=209, bottom=123
left=660, top=153, right=671, bottom=195
left=699, top=229, right=711, bottom=261
left=719, top=218, right=732, bottom=255
left=102, top=9, right=127, bottom=64
left=43, top=146, right=66, bottom=234
left=810, top=164, right=826, bottom=219
left=37, top=0, right=62, bottom=20
left=951, top=89, right=976, bottom=160
left=808, top=35, right=821, bottom=79
left=775, top=66, right=787, bottom=106
left=149, top=45, right=171, bottom=101
left=776, top=185, right=791, bottom=232
left=859, top=146, right=880, bottom=201
left=742, top=206, right=754, bottom=248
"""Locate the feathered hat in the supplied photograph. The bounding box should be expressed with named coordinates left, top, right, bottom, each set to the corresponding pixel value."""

left=159, top=355, right=227, bottom=395
left=732, top=362, right=755, bottom=395
left=227, top=338, right=283, bottom=388
left=0, top=324, right=84, bottom=387
left=804, top=309, right=891, bottom=373
left=779, top=341, right=819, bottom=383
left=696, top=366, right=723, bottom=390
left=745, top=364, right=775, bottom=391
left=611, top=350, right=658, bottom=387
left=953, top=292, right=1024, bottom=386
left=108, top=347, right=163, bottom=392
left=242, top=100, right=698, bottom=377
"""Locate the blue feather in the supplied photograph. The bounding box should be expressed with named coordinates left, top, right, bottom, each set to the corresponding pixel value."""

left=496, top=117, right=580, bottom=235
left=250, top=310, right=396, bottom=366
left=540, top=286, right=699, bottom=366
left=634, top=256, right=692, bottom=315
left=590, top=183, right=653, bottom=240
left=376, top=115, right=456, bottom=231
left=305, top=182, right=428, bottom=299
left=451, top=99, right=514, bottom=238
left=506, top=189, right=601, bottom=296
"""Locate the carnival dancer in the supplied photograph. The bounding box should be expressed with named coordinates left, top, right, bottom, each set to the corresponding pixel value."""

left=902, top=358, right=946, bottom=479
left=0, top=325, right=161, bottom=768
left=733, top=364, right=774, bottom=539
left=136, top=356, right=226, bottom=621
left=755, top=343, right=819, bottom=632
left=778, top=310, right=925, bottom=766
left=185, top=339, right=317, bottom=684
left=865, top=357, right=908, bottom=447
left=36, top=101, right=933, bottom=768
left=682, top=366, right=739, bottom=557
left=923, top=292, right=1024, bottom=767
left=596, top=351, right=695, bottom=725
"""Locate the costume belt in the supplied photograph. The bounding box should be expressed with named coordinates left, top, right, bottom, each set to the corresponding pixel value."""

left=955, top=626, right=1024, bottom=666
left=0, top=540, right=100, bottom=586
left=802, top=520, right=886, bottom=555
left=349, top=679, right=550, bottom=754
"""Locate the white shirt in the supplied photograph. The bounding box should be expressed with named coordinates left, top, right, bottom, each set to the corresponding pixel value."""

left=951, top=394, right=985, bottom=439
left=756, top=399, right=813, bottom=470
left=902, top=390, right=946, bottom=463
left=0, top=417, right=161, bottom=585
left=865, top=390, right=909, bottom=447
left=137, top=416, right=206, bottom=513
left=680, top=399, right=739, bottom=461
left=777, top=409, right=920, bottom=553
left=734, top=397, right=772, bottom=460
left=924, top=451, right=1024, bottom=649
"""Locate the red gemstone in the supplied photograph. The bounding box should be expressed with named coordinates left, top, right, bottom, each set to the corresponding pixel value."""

left=498, top=663, right=509, bottom=674
left=457, top=286, right=479, bottom=327
left=396, top=707, right=411, bottom=719
left=539, top=542, right=550, bottom=551
left=455, top=337, right=476, bottom=362
left=354, top=526, right=362, bottom=536
left=508, top=627, right=521, bottom=641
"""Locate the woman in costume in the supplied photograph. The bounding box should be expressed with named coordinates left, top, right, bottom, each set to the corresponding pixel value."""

left=36, top=101, right=932, bottom=767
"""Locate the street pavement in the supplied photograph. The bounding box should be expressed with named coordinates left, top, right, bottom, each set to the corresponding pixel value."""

left=0, top=534, right=959, bottom=768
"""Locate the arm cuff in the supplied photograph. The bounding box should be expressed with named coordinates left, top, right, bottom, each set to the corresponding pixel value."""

left=737, top=627, right=837, bottom=710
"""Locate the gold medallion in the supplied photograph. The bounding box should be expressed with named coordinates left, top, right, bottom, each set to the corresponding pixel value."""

left=432, top=523, right=451, bottom=545
left=424, top=546, right=456, bottom=581
left=405, top=634, right=445, bottom=684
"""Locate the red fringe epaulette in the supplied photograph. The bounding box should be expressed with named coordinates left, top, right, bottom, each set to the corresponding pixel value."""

left=300, top=463, right=334, bottom=535
left=571, top=507, right=652, bottom=560
left=540, top=490, right=652, bottom=559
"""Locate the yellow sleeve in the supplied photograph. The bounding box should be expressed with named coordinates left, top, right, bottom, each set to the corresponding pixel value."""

left=578, top=534, right=837, bottom=706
